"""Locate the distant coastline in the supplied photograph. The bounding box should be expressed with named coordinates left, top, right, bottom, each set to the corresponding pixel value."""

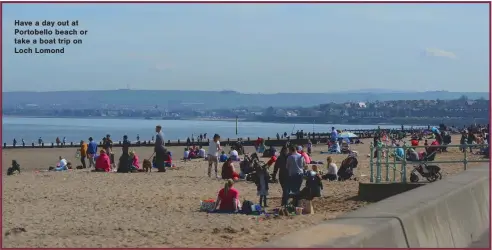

left=3, top=114, right=426, bottom=126
left=2, top=115, right=246, bottom=122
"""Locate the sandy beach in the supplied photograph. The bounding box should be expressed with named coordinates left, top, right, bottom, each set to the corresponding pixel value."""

left=2, top=135, right=487, bottom=247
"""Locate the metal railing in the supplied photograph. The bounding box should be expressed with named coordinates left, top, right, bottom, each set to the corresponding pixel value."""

left=369, top=142, right=489, bottom=183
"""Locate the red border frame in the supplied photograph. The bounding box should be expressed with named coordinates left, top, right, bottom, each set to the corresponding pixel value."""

left=0, top=1, right=490, bottom=249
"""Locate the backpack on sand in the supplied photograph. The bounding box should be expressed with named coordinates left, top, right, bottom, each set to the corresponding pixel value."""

left=241, top=200, right=254, bottom=215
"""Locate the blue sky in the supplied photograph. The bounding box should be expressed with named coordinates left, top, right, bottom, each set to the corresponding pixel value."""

left=2, top=3, right=489, bottom=93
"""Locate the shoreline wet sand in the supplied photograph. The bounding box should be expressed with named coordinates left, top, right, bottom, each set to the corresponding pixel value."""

left=2, top=135, right=486, bottom=247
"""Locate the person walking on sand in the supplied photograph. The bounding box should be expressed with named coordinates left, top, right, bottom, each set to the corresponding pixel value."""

left=208, top=134, right=221, bottom=178
left=154, top=125, right=167, bottom=172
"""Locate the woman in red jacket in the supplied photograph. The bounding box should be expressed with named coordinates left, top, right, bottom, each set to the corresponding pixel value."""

left=95, top=150, right=111, bottom=172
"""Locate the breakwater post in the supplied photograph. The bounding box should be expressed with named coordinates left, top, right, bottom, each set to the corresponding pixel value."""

left=2, top=137, right=310, bottom=149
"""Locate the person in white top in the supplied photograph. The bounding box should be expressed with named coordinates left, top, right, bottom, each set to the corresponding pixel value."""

left=198, top=146, right=206, bottom=158
left=59, top=156, right=68, bottom=168
left=183, top=148, right=190, bottom=161
left=52, top=156, right=69, bottom=171
left=323, top=156, right=338, bottom=181
left=230, top=147, right=239, bottom=161
left=208, top=134, right=221, bottom=178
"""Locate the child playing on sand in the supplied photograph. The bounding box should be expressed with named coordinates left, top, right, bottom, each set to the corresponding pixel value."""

left=183, top=148, right=190, bottom=161
left=254, top=164, right=270, bottom=207
left=129, top=151, right=140, bottom=171
left=219, top=151, right=228, bottom=163
left=164, top=151, right=173, bottom=167
left=312, top=164, right=323, bottom=176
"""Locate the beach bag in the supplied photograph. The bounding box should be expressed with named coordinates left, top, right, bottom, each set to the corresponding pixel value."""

left=200, top=199, right=216, bottom=212
left=299, top=199, right=314, bottom=214
left=242, top=200, right=254, bottom=215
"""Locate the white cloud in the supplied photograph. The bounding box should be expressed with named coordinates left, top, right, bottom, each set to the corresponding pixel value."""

left=425, top=48, right=457, bottom=59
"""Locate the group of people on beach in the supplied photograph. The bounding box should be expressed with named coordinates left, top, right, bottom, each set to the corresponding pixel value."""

left=210, top=130, right=360, bottom=213
left=44, top=125, right=169, bottom=173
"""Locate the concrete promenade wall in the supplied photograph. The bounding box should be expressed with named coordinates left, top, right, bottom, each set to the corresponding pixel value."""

left=261, top=165, right=489, bottom=248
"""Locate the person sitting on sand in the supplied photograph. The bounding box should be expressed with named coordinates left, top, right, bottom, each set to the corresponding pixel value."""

left=95, top=150, right=111, bottom=172
left=50, top=157, right=71, bottom=171
left=7, top=160, right=21, bottom=175
left=322, top=156, right=338, bottom=181
left=229, top=147, right=239, bottom=161
left=297, top=146, right=311, bottom=164
left=198, top=146, right=206, bottom=159
left=214, top=179, right=240, bottom=213
left=189, top=149, right=197, bottom=159
left=183, top=148, right=190, bottom=161
left=129, top=151, right=140, bottom=170
left=164, top=151, right=173, bottom=167
left=56, top=156, right=69, bottom=171
left=221, top=158, right=239, bottom=180
left=219, top=151, right=228, bottom=163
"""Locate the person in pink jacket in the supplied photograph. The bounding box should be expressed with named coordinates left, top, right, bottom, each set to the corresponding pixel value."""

left=297, top=146, right=311, bottom=164
left=130, top=151, right=140, bottom=170
left=95, top=150, right=111, bottom=172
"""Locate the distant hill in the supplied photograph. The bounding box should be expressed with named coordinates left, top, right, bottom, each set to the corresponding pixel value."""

left=2, top=89, right=489, bottom=110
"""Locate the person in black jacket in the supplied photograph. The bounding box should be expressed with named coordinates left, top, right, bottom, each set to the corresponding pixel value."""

left=300, top=170, right=323, bottom=200
left=117, top=135, right=132, bottom=173
left=275, top=146, right=290, bottom=206
left=271, top=146, right=288, bottom=182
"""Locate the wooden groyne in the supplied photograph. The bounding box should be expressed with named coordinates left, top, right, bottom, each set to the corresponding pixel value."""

left=2, top=137, right=309, bottom=149
left=2, top=127, right=429, bottom=150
